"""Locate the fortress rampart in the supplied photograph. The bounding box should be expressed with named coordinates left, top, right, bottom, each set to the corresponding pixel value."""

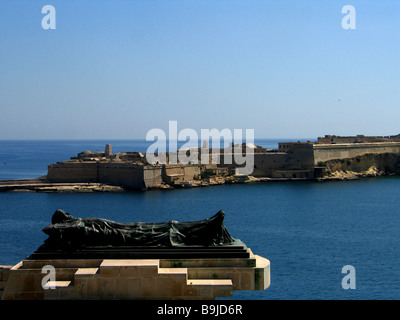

left=46, top=161, right=201, bottom=190
left=47, top=162, right=98, bottom=183
left=47, top=162, right=162, bottom=189
left=313, top=142, right=400, bottom=164
left=251, top=143, right=315, bottom=178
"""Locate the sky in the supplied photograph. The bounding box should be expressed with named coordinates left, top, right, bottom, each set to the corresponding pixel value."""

left=0, top=0, right=399, bottom=140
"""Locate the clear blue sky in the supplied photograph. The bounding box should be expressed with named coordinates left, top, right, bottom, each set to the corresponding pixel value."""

left=0, top=0, right=399, bottom=140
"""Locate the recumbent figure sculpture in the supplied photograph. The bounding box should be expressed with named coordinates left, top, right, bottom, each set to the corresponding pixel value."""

left=41, top=209, right=236, bottom=249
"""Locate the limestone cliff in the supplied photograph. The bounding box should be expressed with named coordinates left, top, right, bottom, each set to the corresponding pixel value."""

left=319, top=153, right=400, bottom=180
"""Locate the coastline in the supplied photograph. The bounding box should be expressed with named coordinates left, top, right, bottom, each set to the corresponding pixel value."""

left=0, top=167, right=393, bottom=193
left=2, top=139, right=399, bottom=193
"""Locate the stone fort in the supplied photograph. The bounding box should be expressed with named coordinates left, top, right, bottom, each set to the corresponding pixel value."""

left=45, top=136, right=400, bottom=189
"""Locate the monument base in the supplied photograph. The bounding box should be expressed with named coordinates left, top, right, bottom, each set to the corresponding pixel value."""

left=1, top=249, right=270, bottom=300
left=28, top=239, right=250, bottom=260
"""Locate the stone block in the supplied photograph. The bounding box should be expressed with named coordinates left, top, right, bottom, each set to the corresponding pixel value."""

left=57, top=287, right=79, bottom=300
left=238, top=269, right=254, bottom=290
left=0, top=281, right=7, bottom=290
left=187, top=279, right=233, bottom=299
left=254, top=255, right=270, bottom=290
left=155, top=277, right=184, bottom=297
left=138, top=266, right=158, bottom=278
left=158, top=268, right=187, bottom=279
left=98, top=278, right=117, bottom=299
left=99, top=266, right=119, bottom=278
left=114, top=278, right=142, bottom=298
left=54, top=268, right=79, bottom=281
left=187, top=267, right=242, bottom=289
left=142, top=277, right=157, bottom=298
left=43, top=280, right=71, bottom=289
left=75, top=268, right=99, bottom=277
left=83, top=278, right=96, bottom=298
left=0, top=266, right=12, bottom=281
left=213, top=284, right=233, bottom=297
left=19, top=270, right=43, bottom=292
left=119, top=266, right=139, bottom=278
left=182, top=283, right=198, bottom=297
left=100, top=259, right=159, bottom=278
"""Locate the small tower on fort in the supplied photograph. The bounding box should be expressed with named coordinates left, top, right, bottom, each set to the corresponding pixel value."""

left=105, top=144, right=112, bottom=156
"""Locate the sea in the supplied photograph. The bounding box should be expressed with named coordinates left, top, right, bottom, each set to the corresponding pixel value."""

left=1, top=139, right=400, bottom=300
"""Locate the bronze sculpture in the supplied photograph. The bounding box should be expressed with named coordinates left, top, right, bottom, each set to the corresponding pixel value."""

left=41, top=209, right=236, bottom=249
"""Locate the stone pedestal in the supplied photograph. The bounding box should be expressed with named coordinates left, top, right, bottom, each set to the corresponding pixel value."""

left=1, top=250, right=270, bottom=300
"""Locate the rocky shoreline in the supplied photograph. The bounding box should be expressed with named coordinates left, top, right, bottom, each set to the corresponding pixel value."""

left=0, top=179, right=125, bottom=193
left=316, top=166, right=387, bottom=181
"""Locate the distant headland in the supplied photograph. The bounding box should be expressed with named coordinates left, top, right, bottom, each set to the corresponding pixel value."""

left=1, top=134, right=400, bottom=192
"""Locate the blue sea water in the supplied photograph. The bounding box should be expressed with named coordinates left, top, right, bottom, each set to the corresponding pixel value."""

left=1, top=140, right=400, bottom=300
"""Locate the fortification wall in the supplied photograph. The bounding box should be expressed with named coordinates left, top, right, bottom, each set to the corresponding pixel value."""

left=163, top=165, right=185, bottom=178
left=161, top=164, right=202, bottom=185
left=47, top=162, right=98, bottom=183
left=252, top=143, right=314, bottom=177
left=98, top=163, right=144, bottom=189
left=252, top=153, right=287, bottom=176
left=183, top=166, right=201, bottom=179
left=286, top=143, right=315, bottom=169
left=47, top=162, right=148, bottom=189
left=313, top=142, right=400, bottom=164
left=143, top=166, right=163, bottom=188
